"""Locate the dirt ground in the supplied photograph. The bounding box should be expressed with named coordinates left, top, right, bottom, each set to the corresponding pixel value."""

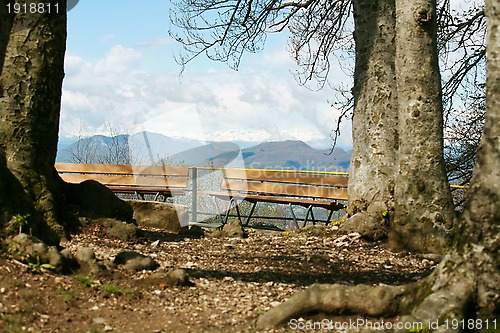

left=0, top=224, right=436, bottom=333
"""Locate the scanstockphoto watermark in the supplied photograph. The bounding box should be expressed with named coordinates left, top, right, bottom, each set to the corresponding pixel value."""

left=289, top=318, right=424, bottom=331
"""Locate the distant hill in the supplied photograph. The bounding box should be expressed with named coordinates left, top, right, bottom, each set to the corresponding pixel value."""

left=238, top=140, right=350, bottom=171
left=56, top=134, right=130, bottom=164
left=57, top=133, right=351, bottom=170
left=57, top=132, right=204, bottom=164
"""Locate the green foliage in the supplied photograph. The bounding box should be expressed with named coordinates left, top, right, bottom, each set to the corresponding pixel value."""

left=7, top=214, right=30, bottom=234
left=6, top=240, right=23, bottom=257
left=74, top=275, right=136, bottom=299
left=28, top=256, right=56, bottom=271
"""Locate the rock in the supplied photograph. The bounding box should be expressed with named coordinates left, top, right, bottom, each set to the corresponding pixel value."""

left=96, top=218, right=140, bottom=241
left=75, top=247, right=102, bottom=275
left=65, top=180, right=134, bottom=223
left=222, top=220, right=248, bottom=238
left=93, top=317, right=107, bottom=325
left=184, top=225, right=205, bottom=238
left=127, top=200, right=189, bottom=233
left=207, top=220, right=247, bottom=238
left=9, top=234, right=65, bottom=272
left=340, top=212, right=388, bottom=241
left=151, top=268, right=194, bottom=287
left=164, top=269, right=193, bottom=286
left=114, top=251, right=159, bottom=271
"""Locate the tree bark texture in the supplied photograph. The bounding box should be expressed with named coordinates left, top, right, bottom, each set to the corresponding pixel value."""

left=346, top=0, right=398, bottom=241
left=0, top=0, right=67, bottom=244
left=0, top=0, right=33, bottom=228
left=391, top=0, right=456, bottom=253
left=347, top=0, right=456, bottom=254
left=0, top=1, right=15, bottom=71
left=257, top=1, right=499, bottom=327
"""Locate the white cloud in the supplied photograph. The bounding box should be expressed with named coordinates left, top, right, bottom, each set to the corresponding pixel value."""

left=60, top=42, right=353, bottom=149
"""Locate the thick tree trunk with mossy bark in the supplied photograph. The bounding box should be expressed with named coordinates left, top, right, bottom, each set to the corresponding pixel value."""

left=391, top=0, right=456, bottom=254
left=0, top=1, right=134, bottom=245
left=0, top=0, right=37, bottom=233
left=257, top=0, right=499, bottom=328
left=0, top=0, right=68, bottom=245
left=345, top=0, right=398, bottom=242
left=345, top=0, right=455, bottom=254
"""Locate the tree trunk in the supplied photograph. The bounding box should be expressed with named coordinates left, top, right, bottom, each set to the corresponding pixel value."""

left=0, top=0, right=34, bottom=229
left=0, top=1, right=135, bottom=245
left=0, top=1, right=14, bottom=70
left=346, top=0, right=456, bottom=254
left=0, top=0, right=67, bottom=244
left=391, top=0, right=456, bottom=253
left=257, top=0, right=499, bottom=327
left=345, top=0, right=398, bottom=241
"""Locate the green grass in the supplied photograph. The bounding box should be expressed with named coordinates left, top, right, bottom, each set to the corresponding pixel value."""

left=0, top=313, right=25, bottom=333
left=74, top=274, right=99, bottom=288
left=101, top=284, right=123, bottom=296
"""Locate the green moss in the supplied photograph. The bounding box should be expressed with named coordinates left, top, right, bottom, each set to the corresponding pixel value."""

left=409, top=324, right=428, bottom=333
left=330, top=217, right=346, bottom=226
left=60, top=288, right=77, bottom=304
left=101, top=284, right=123, bottom=296
left=416, top=284, right=434, bottom=307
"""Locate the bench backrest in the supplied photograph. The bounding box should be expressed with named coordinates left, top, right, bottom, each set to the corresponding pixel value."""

left=55, top=163, right=189, bottom=191
left=221, top=169, right=348, bottom=201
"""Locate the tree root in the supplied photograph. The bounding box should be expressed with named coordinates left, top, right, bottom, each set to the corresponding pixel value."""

left=257, top=250, right=498, bottom=331
left=257, top=281, right=426, bottom=329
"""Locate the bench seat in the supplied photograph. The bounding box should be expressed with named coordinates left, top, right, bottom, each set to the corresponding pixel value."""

left=207, top=169, right=348, bottom=228
left=56, top=163, right=189, bottom=201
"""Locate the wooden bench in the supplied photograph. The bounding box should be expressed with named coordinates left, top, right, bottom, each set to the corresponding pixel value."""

left=207, top=169, right=348, bottom=228
left=55, top=163, right=190, bottom=201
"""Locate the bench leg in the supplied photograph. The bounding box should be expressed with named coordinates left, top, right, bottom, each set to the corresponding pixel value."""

left=244, top=201, right=257, bottom=227
left=224, top=198, right=238, bottom=225
left=288, top=204, right=300, bottom=229
left=326, top=209, right=334, bottom=225
left=232, top=198, right=243, bottom=224
left=212, top=196, right=226, bottom=225
left=310, top=209, right=317, bottom=225
left=303, top=205, right=315, bottom=228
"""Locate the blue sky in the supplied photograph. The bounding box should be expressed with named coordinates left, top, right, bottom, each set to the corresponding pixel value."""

left=61, top=1, right=350, bottom=149
left=60, top=0, right=479, bottom=150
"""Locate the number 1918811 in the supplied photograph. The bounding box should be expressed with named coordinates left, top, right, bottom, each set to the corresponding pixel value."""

left=6, top=2, right=60, bottom=14
left=444, top=319, right=497, bottom=330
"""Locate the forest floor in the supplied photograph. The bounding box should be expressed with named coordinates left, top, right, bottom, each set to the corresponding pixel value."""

left=0, top=223, right=437, bottom=333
